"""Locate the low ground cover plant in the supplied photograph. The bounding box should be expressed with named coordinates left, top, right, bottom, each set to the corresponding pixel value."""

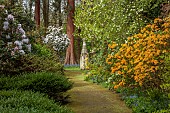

left=0, top=90, right=73, bottom=113
left=0, top=72, right=73, bottom=102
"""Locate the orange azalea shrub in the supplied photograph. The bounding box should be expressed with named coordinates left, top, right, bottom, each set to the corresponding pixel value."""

left=107, top=18, right=170, bottom=89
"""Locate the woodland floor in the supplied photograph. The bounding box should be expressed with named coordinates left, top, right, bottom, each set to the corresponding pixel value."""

left=65, top=69, right=132, bottom=113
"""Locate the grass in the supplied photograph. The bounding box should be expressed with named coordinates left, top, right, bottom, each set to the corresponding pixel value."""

left=64, top=67, right=80, bottom=71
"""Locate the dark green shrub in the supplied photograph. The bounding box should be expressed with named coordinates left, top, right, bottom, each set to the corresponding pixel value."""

left=0, top=90, right=74, bottom=113
left=0, top=54, right=64, bottom=75
left=0, top=72, right=73, bottom=102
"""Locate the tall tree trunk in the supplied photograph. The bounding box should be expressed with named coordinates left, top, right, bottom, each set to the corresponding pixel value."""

left=64, top=0, right=77, bottom=65
left=43, top=0, right=49, bottom=29
left=35, top=0, right=40, bottom=28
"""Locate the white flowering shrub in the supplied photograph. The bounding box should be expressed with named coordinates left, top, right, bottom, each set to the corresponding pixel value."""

left=45, top=26, right=70, bottom=51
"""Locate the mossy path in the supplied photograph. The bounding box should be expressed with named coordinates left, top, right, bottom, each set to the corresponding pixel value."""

left=65, top=70, right=132, bottom=113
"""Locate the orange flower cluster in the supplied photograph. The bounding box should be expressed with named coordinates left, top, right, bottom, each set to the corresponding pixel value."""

left=106, top=42, right=117, bottom=65
left=107, top=18, right=170, bottom=89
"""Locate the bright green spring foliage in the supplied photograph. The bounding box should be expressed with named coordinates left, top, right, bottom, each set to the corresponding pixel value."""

left=74, top=0, right=167, bottom=69
left=75, top=0, right=166, bottom=45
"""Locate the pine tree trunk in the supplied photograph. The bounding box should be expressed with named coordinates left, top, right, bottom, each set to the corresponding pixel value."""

left=64, top=0, right=77, bottom=65
left=35, top=0, right=40, bottom=28
left=43, top=0, right=49, bottom=29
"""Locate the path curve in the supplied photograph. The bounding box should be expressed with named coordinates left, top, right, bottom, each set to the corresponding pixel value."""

left=65, top=70, right=132, bottom=113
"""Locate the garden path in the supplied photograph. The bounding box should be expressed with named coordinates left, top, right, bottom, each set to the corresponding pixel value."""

left=65, top=70, right=132, bottom=113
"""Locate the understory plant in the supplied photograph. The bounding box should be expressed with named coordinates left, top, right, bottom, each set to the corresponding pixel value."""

left=0, top=90, right=73, bottom=113
left=0, top=72, right=73, bottom=102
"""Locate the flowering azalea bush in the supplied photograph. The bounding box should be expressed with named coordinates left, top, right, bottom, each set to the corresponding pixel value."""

left=107, top=18, right=170, bottom=90
left=106, top=17, right=170, bottom=112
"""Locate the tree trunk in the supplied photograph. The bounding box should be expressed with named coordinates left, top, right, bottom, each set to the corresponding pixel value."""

left=43, top=0, right=49, bottom=29
left=35, top=0, right=40, bottom=28
left=64, top=0, right=77, bottom=65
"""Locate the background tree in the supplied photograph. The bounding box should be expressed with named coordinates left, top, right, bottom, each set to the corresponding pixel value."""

left=51, top=0, right=62, bottom=26
left=64, top=0, right=77, bottom=65
left=43, top=0, right=49, bottom=30
left=35, top=0, right=40, bottom=28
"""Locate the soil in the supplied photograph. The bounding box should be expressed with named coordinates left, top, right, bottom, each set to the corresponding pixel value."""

left=65, top=70, right=132, bottom=113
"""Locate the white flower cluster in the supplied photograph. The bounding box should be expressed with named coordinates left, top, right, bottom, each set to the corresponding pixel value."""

left=44, top=26, right=70, bottom=51
left=2, top=13, right=31, bottom=55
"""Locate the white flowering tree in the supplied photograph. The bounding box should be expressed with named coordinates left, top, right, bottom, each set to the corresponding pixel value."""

left=44, top=26, right=70, bottom=52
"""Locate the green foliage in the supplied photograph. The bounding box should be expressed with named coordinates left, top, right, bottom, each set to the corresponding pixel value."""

left=0, top=72, right=73, bottom=102
left=0, top=2, right=64, bottom=76
left=76, top=1, right=170, bottom=112
left=85, top=66, right=111, bottom=85
left=161, top=52, right=170, bottom=93
left=118, top=87, right=169, bottom=113
left=33, top=43, right=52, bottom=57
left=156, top=52, right=170, bottom=112
left=5, top=3, right=35, bottom=31
left=0, top=54, right=63, bottom=75
left=75, top=0, right=167, bottom=87
left=75, top=0, right=166, bottom=48
left=0, top=90, right=73, bottom=113
left=124, top=94, right=169, bottom=113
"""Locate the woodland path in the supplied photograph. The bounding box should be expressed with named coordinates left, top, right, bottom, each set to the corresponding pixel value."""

left=65, top=70, right=132, bottom=113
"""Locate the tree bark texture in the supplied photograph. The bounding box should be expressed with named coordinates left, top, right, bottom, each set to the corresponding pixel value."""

left=35, top=0, right=40, bottom=28
left=43, top=0, right=49, bottom=29
left=64, top=0, right=77, bottom=65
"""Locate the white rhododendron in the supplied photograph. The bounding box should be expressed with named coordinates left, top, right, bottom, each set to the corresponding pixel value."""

left=45, top=26, right=70, bottom=51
